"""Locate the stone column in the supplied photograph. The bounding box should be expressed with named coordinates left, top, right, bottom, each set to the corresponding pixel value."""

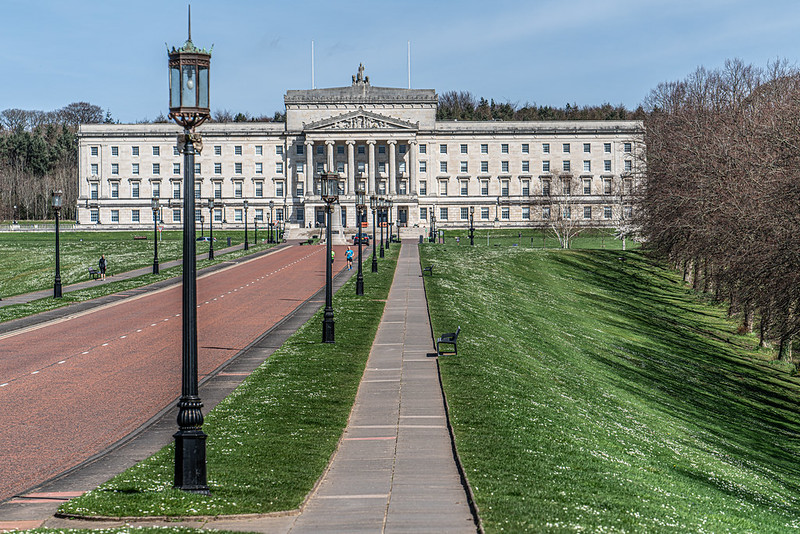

left=347, top=140, right=356, bottom=194
left=409, top=139, right=417, bottom=197
left=326, top=140, right=335, bottom=174
left=305, top=140, right=314, bottom=197
left=367, top=140, right=376, bottom=196
left=388, top=140, right=397, bottom=195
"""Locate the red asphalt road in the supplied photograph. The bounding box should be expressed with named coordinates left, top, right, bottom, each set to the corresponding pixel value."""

left=0, top=244, right=349, bottom=503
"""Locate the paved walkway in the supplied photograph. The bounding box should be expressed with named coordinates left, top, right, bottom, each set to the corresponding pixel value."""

left=0, top=243, right=478, bottom=532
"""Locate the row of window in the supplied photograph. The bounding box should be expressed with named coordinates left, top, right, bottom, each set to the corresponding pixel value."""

left=93, top=161, right=284, bottom=177
left=419, top=177, right=633, bottom=197
left=92, top=144, right=282, bottom=158
left=88, top=207, right=287, bottom=224
left=417, top=205, right=629, bottom=221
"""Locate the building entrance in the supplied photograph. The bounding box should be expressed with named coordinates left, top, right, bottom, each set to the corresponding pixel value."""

left=398, top=207, right=408, bottom=227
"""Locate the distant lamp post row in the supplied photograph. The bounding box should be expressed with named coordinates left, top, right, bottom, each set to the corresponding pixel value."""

left=321, top=172, right=339, bottom=343
left=52, top=190, right=63, bottom=298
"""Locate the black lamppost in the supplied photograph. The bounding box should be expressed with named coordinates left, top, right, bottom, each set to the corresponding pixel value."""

left=321, top=172, right=338, bottom=343
left=167, top=12, right=211, bottom=495
left=200, top=215, right=204, bottom=237
left=207, top=198, right=214, bottom=260
left=355, top=188, right=366, bottom=296
left=52, top=190, right=63, bottom=298
left=282, top=199, right=287, bottom=242
left=469, top=206, right=475, bottom=246
left=370, top=195, right=378, bottom=273
left=269, top=200, right=275, bottom=243
left=243, top=200, right=249, bottom=251
left=254, top=219, right=258, bottom=245
left=431, top=212, right=437, bottom=244
left=152, top=197, right=161, bottom=272
left=385, top=197, right=393, bottom=250
left=379, top=197, right=385, bottom=258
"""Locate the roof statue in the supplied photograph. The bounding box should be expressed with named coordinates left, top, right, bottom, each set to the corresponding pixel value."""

left=352, top=63, right=370, bottom=86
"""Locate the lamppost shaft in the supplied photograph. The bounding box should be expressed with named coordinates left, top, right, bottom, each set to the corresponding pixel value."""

left=153, top=212, right=160, bottom=273
left=323, top=202, right=335, bottom=342
left=54, top=209, right=62, bottom=298
left=208, top=207, right=214, bottom=260
left=371, top=206, right=378, bottom=273
left=356, top=207, right=364, bottom=295
left=244, top=207, right=249, bottom=251
left=174, top=129, right=209, bottom=495
left=379, top=208, right=385, bottom=258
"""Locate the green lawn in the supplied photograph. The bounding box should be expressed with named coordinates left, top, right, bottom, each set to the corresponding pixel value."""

left=58, top=247, right=398, bottom=518
left=420, top=244, right=800, bottom=532
left=437, top=227, right=637, bottom=250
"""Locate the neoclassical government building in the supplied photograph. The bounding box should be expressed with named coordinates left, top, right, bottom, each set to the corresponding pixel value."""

left=76, top=67, right=643, bottom=234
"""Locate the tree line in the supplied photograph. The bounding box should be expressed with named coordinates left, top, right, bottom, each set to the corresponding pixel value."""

left=637, top=58, right=800, bottom=361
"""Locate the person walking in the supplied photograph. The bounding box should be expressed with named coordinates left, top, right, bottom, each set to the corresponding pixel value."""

left=346, top=247, right=354, bottom=270
left=331, top=249, right=335, bottom=265
left=99, top=255, right=107, bottom=281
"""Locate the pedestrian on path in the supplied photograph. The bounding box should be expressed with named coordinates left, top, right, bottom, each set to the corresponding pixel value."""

left=331, top=249, right=335, bottom=265
left=346, top=247, right=354, bottom=270
left=99, top=255, right=107, bottom=280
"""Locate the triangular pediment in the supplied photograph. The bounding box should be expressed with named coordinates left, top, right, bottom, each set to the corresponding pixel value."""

left=304, top=108, right=418, bottom=131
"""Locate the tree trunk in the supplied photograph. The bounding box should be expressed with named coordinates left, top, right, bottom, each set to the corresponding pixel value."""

left=692, top=258, right=700, bottom=291
left=778, top=334, right=793, bottom=362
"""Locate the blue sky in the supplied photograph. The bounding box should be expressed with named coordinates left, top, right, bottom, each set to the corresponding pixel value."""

left=2, top=0, right=800, bottom=123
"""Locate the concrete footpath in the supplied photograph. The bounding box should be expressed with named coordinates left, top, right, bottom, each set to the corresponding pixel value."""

left=0, top=243, right=479, bottom=532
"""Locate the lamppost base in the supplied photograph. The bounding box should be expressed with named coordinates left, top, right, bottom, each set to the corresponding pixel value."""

left=322, top=316, right=335, bottom=343
left=380, top=246, right=385, bottom=258
left=371, top=257, right=378, bottom=273
left=208, top=250, right=214, bottom=260
left=174, top=429, right=211, bottom=495
left=153, top=261, right=160, bottom=275
left=54, top=280, right=62, bottom=299
left=356, top=276, right=364, bottom=295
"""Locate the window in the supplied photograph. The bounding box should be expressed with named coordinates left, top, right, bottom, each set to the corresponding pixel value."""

left=132, top=146, right=139, bottom=156
left=461, top=207, right=469, bottom=220
left=604, top=206, right=613, bottom=219
left=214, top=208, right=222, bottom=222
left=152, top=182, right=160, bottom=198
left=562, top=178, right=571, bottom=195
left=110, top=182, right=119, bottom=198
left=194, top=163, right=201, bottom=175
left=255, top=209, right=263, bottom=222
left=255, top=162, right=263, bottom=174
left=214, top=182, right=222, bottom=199
left=419, top=160, right=427, bottom=173
left=234, top=182, right=243, bottom=198
left=624, top=205, right=633, bottom=219
left=358, top=144, right=365, bottom=154
left=460, top=161, right=468, bottom=173
left=255, top=181, right=263, bottom=197
left=542, top=179, right=551, bottom=196
left=604, top=160, right=612, bottom=172
left=501, top=179, right=509, bottom=197
left=297, top=161, right=304, bottom=173
left=296, top=182, right=304, bottom=196
left=276, top=181, right=285, bottom=197
left=235, top=162, right=243, bottom=174
left=419, top=180, right=427, bottom=195
left=481, top=207, right=489, bottom=220
left=542, top=143, right=550, bottom=154
left=501, top=161, right=509, bottom=173
left=624, top=160, right=632, bottom=172
left=357, top=161, right=366, bottom=173
left=316, top=145, right=324, bottom=155
left=132, top=182, right=140, bottom=198
left=214, top=162, right=222, bottom=174
left=562, top=160, right=571, bottom=172
left=337, top=145, right=345, bottom=155
left=583, top=161, right=591, bottom=172
left=91, top=163, right=98, bottom=175
left=501, top=143, right=509, bottom=154
left=439, top=207, right=448, bottom=220
left=460, top=144, right=468, bottom=154
left=440, top=161, right=448, bottom=173
left=296, top=144, right=304, bottom=155
left=583, top=206, right=592, bottom=219
left=90, top=146, right=98, bottom=156
left=583, top=179, right=592, bottom=195
left=111, top=146, right=118, bottom=156
left=522, top=179, right=530, bottom=196
left=234, top=209, right=243, bottom=222
left=543, top=161, right=550, bottom=172
left=419, top=144, right=427, bottom=154
left=132, top=163, right=139, bottom=175
left=439, top=180, right=448, bottom=196
left=542, top=206, right=551, bottom=219
left=379, top=180, right=386, bottom=195
left=460, top=180, right=468, bottom=196
left=603, top=178, right=612, bottom=195
left=276, top=162, right=284, bottom=174
left=563, top=143, right=570, bottom=153
left=439, top=144, right=447, bottom=154
left=563, top=206, right=571, bottom=219
left=481, top=161, right=489, bottom=173
left=234, top=145, right=242, bottom=156
left=420, top=207, right=428, bottom=220
left=152, top=163, right=160, bottom=175
left=624, top=142, right=632, bottom=153
left=399, top=144, right=407, bottom=154
left=624, top=178, right=633, bottom=195
left=399, top=180, right=407, bottom=194
left=317, top=162, right=325, bottom=174
left=173, top=163, right=181, bottom=175
left=212, top=145, right=221, bottom=156
left=194, top=181, right=201, bottom=199
left=256, top=145, right=263, bottom=155
left=501, top=207, right=510, bottom=220
left=522, top=143, right=529, bottom=154
left=273, top=145, right=280, bottom=155
left=174, top=145, right=180, bottom=156
left=90, top=209, right=99, bottom=222
left=132, top=209, right=140, bottom=222
left=481, top=144, right=488, bottom=154
left=604, top=143, right=611, bottom=153
left=481, top=179, right=489, bottom=195
left=173, top=209, right=181, bottom=222
left=90, top=182, right=98, bottom=200
left=522, top=161, right=529, bottom=173
left=583, top=143, right=591, bottom=153
left=522, top=206, right=530, bottom=219
left=379, top=162, right=387, bottom=174
left=111, top=163, right=119, bottom=175
left=152, top=146, right=160, bottom=156
left=399, top=161, right=406, bottom=174
left=173, top=182, right=181, bottom=199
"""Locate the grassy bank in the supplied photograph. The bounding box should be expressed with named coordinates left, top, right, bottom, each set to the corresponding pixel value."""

left=58, top=247, right=398, bottom=518
left=420, top=244, right=800, bottom=532
left=437, top=227, right=637, bottom=250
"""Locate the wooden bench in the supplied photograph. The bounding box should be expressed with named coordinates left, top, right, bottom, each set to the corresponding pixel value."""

left=88, top=267, right=101, bottom=279
left=436, top=326, right=461, bottom=356
left=133, top=235, right=148, bottom=240
left=422, top=265, right=433, bottom=276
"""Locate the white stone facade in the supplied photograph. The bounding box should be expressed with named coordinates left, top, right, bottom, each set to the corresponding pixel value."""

left=76, top=74, right=643, bottom=233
